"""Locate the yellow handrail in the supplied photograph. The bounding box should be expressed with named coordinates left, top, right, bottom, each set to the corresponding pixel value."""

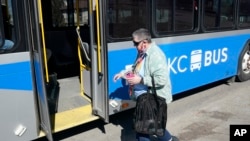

left=38, top=0, right=49, bottom=82
left=76, top=0, right=90, bottom=95
left=76, top=0, right=84, bottom=94
left=95, top=0, right=101, bottom=73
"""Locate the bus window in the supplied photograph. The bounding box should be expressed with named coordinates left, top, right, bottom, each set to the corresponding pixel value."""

left=175, top=0, right=195, bottom=31
left=107, top=0, right=149, bottom=39
left=154, top=0, right=196, bottom=35
left=238, top=0, right=250, bottom=28
left=154, top=0, right=173, bottom=33
left=203, top=0, right=234, bottom=30
left=0, top=0, right=15, bottom=52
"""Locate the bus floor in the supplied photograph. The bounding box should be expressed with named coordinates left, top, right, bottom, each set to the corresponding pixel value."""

left=52, top=76, right=90, bottom=113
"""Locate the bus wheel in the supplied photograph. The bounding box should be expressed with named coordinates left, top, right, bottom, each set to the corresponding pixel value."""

left=237, top=45, right=250, bottom=82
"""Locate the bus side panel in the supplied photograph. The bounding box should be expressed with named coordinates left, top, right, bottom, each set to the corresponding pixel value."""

left=107, top=32, right=250, bottom=113
left=107, top=47, right=137, bottom=114
left=161, top=34, right=250, bottom=94
left=0, top=52, right=39, bottom=141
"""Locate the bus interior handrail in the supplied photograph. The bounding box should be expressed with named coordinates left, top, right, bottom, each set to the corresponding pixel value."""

left=76, top=27, right=91, bottom=62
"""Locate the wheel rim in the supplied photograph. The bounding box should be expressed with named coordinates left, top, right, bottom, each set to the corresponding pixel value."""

left=242, top=51, right=250, bottom=74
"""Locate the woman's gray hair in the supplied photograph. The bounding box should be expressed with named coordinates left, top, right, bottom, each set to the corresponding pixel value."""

left=132, top=28, right=152, bottom=43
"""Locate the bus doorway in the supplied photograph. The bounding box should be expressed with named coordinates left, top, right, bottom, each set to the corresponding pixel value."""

left=38, top=0, right=108, bottom=137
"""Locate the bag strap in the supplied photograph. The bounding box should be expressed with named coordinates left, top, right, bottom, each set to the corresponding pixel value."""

left=151, top=76, right=157, bottom=95
left=148, top=76, right=160, bottom=106
left=148, top=76, right=157, bottom=96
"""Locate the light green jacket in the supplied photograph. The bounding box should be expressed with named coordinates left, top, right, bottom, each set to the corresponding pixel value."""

left=139, top=42, right=173, bottom=104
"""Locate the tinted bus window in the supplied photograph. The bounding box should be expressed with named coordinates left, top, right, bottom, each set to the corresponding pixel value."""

left=0, top=0, right=15, bottom=52
left=154, top=0, right=195, bottom=35
left=175, top=0, right=194, bottom=31
left=238, top=0, right=250, bottom=28
left=203, top=0, right=234, bottom=30
left=107, top=0, right=149, bottom=39
left=154, top=0, right=173, bottom=33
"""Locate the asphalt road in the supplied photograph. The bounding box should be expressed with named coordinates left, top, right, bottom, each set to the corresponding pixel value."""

left=36, top=79, right=250, bottom=141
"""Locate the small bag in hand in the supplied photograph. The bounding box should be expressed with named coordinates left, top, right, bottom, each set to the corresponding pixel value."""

left=133, top=76, right=167, bottom=136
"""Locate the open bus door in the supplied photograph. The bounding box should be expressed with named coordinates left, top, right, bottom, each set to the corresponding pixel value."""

left=32, top=0, right=53, bottom=140
left=33, top=45, right=53, bottom=141
left=35, top=0, right=109, bottom=135
left=78, top=0, right=109, bottom=122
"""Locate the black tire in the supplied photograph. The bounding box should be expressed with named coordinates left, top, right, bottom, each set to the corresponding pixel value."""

left=237, top=43, right=250, bottom=82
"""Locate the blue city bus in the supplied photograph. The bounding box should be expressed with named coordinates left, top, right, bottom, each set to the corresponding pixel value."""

left=0, top=0, right=250, bottom=140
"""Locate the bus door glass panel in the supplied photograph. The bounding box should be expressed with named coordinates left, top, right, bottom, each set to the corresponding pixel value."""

left=238, top=0, right=250, bottom=28
left=203, top=0, right=234, bottom=30
left=1, top=0, right=15, bottom=52
left=51, top=0, right=88, bottom=27
left=107, top=0, right=149, bottom=39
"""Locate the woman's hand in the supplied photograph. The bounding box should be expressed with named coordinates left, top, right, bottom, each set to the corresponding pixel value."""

left=113, top=73, right=123, bottom=82
left=126, top=74, right=142, bottom=85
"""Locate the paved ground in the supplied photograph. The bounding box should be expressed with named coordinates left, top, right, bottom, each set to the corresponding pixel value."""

left=36, top=79, right=250, bottom=141
left=167, top=80, right=250, bottom=141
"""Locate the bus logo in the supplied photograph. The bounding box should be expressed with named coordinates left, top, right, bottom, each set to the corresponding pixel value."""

left=190, top=50, right=202, bottom=72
